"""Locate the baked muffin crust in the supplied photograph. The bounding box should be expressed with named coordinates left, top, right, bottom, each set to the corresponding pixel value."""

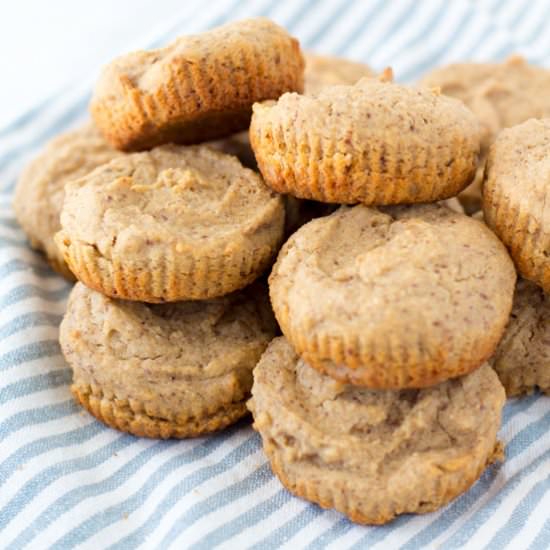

left=491, top=278, right=550, bottom=396
left=56, top=145, right=284, bottom=301
left=249, top=337, right=505, bottom=524
left=91, top=18, right=304, bottom=151
left=483, top=118, right=550, bottom=292
left=420, top=56, right=550, bottom=213
left=304, top=52, right=373, bottom=94
left=61, top=282, right=277, bottom=438
left=270, top=203, right=516, bottom=388
left=250, top=78, right=481, bottom=205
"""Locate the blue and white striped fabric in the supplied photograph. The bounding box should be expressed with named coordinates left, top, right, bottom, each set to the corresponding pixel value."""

left=1, top=0, right=550, bottom=548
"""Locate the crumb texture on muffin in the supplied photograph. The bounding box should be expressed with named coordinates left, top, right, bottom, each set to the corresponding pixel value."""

left=303, top=52, right=373, bottom=94
left=91, top=18, right=305, bottom=150
left=250, top=78, right=481, bottom=205
left=491, top=278, right=550, bottom=396
left=56, top=145, right=285, bottom=301
left=249, top=337, right=505, bottom=524
left=270, top=203, right=516, bottom=388
left=483, top=118, right=550, bottom=291
left=61, top=282, right=277, bottom=438
left=421, top=56, right=550, bottom=213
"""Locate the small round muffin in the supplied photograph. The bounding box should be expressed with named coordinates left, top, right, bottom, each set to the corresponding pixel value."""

left=91, top=18, right=304, bottom=151
left=304, top=52, right=373, bottom=94
left=61, top=282, right=277, bottom=438
left=491, top=278, right=550, bottom=397
left=270, top=204, right=516, bottom=388
left=55, top=145, right=284, bottom=302
left=420, top=56, right=550, bottom=213
left=248, top=337, right=505, bottom=525
left=483, top=118, right=550, bottom=292
left=250, top=77, right=481, bottom=205
left=13, top=123, right=121, bottom=279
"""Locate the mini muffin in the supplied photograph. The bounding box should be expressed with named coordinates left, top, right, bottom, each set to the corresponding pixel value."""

left=491, top=278, right=550, bottom=396
left=250, top=76, right=481, bottom=205
left=270, top=204, right=516, bottom=388
left=91, top=18, right=304, bottom=151
left=60, top=282, right=277, bottom=438
left=304, top=52, right=373, bottom=94
left=421, top=56, right=550, bottom=159
left=483, top=118, right=550, bottom=292
left=55, top=145, right=284, bottom=302
left=420, top=56, right=550, bottom=213
left=249, top=337, right=505, bottom=525
left=13, top=123, right=121, bottom=279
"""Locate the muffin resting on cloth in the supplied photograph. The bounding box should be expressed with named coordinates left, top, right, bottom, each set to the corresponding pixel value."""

left=248, top=337, right=505, bottom=524
left=60, top=282, right=277, bottom=438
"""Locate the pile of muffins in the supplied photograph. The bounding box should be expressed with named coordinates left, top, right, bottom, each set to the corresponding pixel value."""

left=13, top=17, right=550, bottom=525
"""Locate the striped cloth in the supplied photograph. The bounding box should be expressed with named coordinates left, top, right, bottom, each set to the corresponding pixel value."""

left=1, top=0, right=550, bottom=548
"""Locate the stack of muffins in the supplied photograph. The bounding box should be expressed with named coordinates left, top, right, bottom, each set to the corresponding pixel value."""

left=246, top=69, right=518, bottom=524
left=12, top=16, right=550, bottom=526
left=16, top=18, right=306, bottom=439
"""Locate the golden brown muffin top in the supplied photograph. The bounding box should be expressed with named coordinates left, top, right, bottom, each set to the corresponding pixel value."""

left=270, top=204, right=516, bottom=387
left=58, top=144, right=284, bottom=260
